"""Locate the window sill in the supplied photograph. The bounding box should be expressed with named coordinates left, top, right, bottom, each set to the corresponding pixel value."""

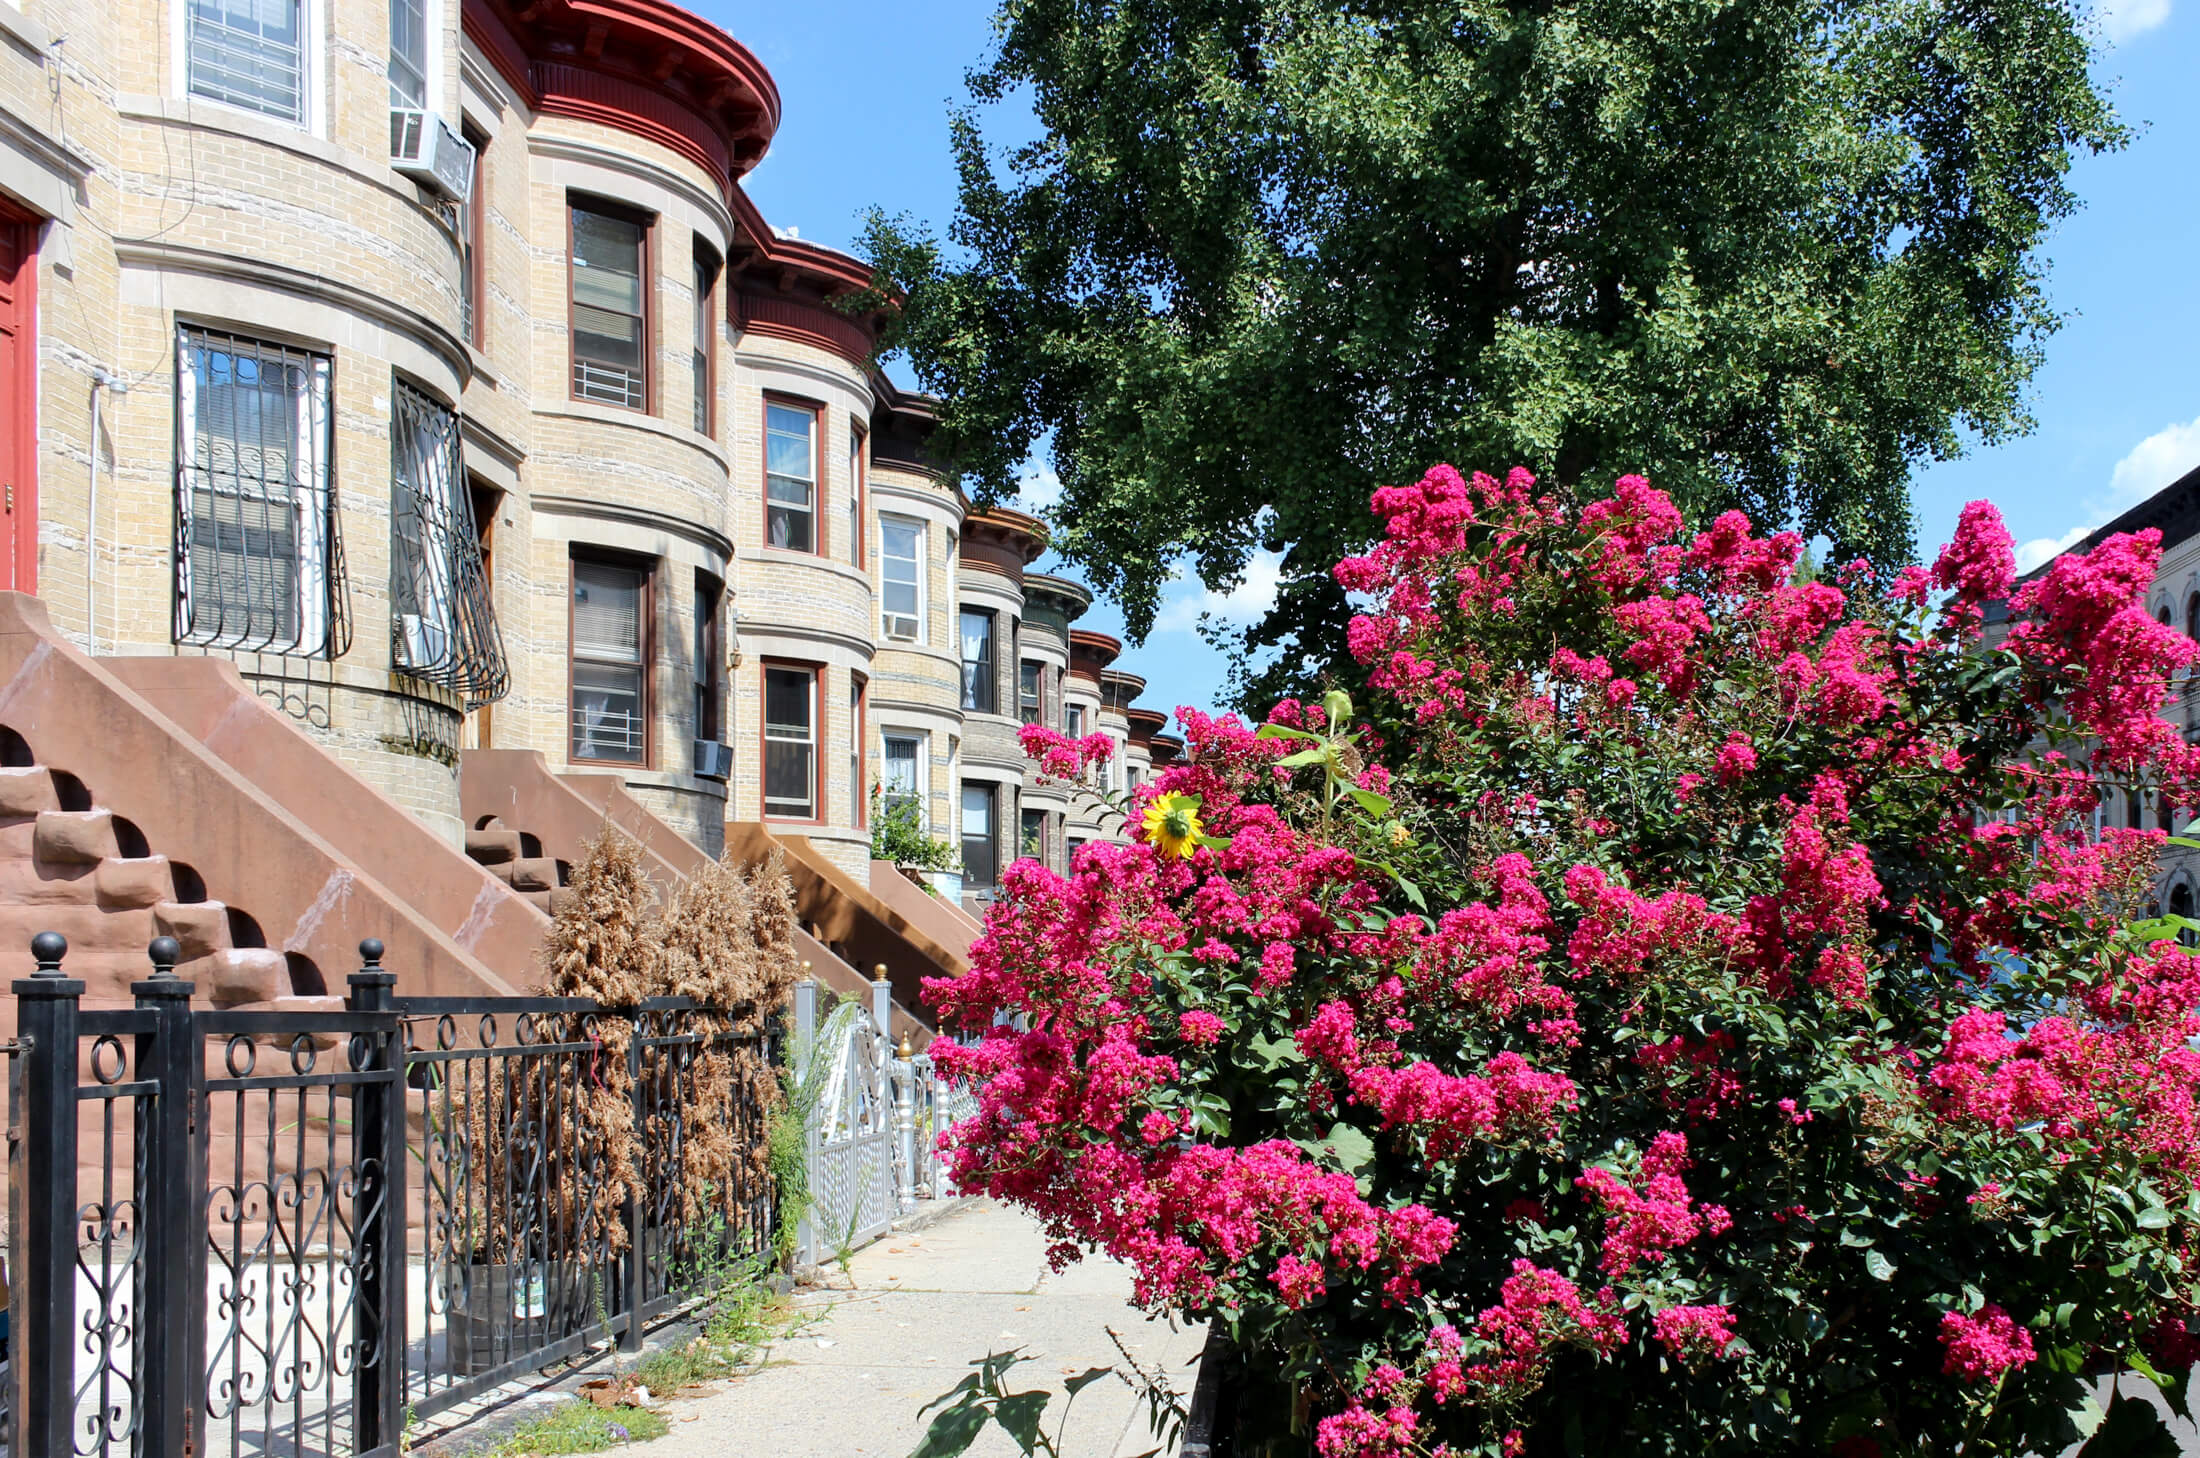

left=118, top=96, right=413, bottom=195
left=0, top=1, right=50, bottom=58
left=539, top=399, right=729, bottom=467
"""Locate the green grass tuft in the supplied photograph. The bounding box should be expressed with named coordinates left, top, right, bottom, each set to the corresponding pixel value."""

left=485, top=1399, right=669, bottom=1455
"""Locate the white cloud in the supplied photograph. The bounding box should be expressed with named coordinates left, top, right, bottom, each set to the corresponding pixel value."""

left=1153, top=551, right=1284, bottom=634
left=2004, top=415, right=2200, bottom=574
left=2099, top=0, right=2171, bottom=42
left=2015, top=525, right=2092, bottom=575
left=2109, top=415, right=2200, bottom=506
left=1015, top=467, right=1062, bottom=513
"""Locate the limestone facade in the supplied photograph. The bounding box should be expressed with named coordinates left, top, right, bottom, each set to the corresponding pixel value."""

left=0, top=0, right=1161, bottom=903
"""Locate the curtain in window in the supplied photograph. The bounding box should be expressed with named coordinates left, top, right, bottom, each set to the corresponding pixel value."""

left=960, top=610, right=994, bottom=713
left=391, top=378, right=509, bottom=707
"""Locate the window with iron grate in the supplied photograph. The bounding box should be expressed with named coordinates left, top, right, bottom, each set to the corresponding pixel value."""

left=173, top=326, right=348, bottom=657
left=390, top=377, right=508, bottom=706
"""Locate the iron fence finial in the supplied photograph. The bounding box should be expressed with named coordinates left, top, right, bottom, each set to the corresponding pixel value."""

left=358, top=938, right=385, bottom=968
left=148, top=936, right=181, bottom=976
left=30, top=929, right=65, bottom=973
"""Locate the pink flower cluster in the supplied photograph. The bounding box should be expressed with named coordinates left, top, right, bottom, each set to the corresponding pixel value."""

left=1651, top=1304, right=1740, bottom=1363
left=1575, top=1132, right=1731, bottom=1275
left=1016, top=721, right=1118, bottom=780
left=1938, top=1305, right=2037, bottom=1382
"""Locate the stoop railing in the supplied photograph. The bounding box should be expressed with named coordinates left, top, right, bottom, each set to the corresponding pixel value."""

left=2, top=934, right=772, bottom=1458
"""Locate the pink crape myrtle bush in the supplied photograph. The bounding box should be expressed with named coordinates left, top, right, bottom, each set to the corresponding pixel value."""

left=925, top=467, right=2200, bottom=1456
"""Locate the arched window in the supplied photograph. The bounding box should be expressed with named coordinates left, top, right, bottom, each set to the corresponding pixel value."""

left=2185, top=592, right=2199, bottom=641
left=2129, top=790, right=2145, bottom=832
left=2172, top=881, right=2197, bottom=947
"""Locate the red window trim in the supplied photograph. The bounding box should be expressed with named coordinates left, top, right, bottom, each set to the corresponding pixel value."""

left=0, top=199, right=35, bottom=595
left=852, top=672, right=868, bottom=831
left=759, top=657, right=825, bottom=825
left=850, top=424, right=867, bottom=570
left=761, top=391, right=825, bottom=556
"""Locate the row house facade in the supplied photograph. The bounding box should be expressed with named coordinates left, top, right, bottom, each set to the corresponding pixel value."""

left=0, top=0, right=1162, bottom=1012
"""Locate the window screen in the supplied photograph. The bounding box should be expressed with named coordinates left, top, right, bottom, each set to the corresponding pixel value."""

left=189, top=0, right=306, bottom=124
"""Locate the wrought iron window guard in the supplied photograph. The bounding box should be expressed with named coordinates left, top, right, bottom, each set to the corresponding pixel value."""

left=391, top=378, right=510, bottom=709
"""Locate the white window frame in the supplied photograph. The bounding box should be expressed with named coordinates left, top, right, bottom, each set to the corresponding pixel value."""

left=387, top=0, right=434, bottom=110
left=880, top=513, right=926, bottom=642
left=173, top=0, right=330, bottom=136
left=882, top=731, right=928, bottom=830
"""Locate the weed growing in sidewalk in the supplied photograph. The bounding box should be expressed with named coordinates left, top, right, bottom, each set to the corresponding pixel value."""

left=480, top=1399, right=669, bottom=1456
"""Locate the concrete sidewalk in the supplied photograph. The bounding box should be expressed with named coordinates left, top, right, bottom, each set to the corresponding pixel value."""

left=637, top=1200, right=1205, bottom=1458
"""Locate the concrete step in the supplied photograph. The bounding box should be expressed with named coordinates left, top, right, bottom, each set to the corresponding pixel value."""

left=465, top=824, right=522, bottom=866
left=0, top=856, right=98, bottom=904
left=34, top=809, right=117, bottom=865
left=96, top=855, right=174, bottom=909
left=0, top=766, right=58, bottom=818
left=154, top=900, right=233, bottom=961
left=501, top=856, right=559, bottom=892
left=180, top=948, right=290, bottom=1008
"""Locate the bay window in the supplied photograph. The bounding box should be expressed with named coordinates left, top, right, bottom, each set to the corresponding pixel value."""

left=765, top=400, right=819, bottom=551
left=883, top=734, right=925, bottom=824
left=881, top=516, right=924, bottom=640
left=961, top=782, right=998, bottom=892
left=960, top=609, right=997, bottom=714
left=569, top=200, right=649, bottom=410
left=189, top=0, right=306, bottom=124
left=174, top=326, right=337, bottom=656
left=570, top=556, right=648, bottom=764
left=764, top=664, right=819, bottom=819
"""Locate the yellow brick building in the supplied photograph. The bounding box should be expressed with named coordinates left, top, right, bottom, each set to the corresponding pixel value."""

left=0, top=0, right=1158, bottom=917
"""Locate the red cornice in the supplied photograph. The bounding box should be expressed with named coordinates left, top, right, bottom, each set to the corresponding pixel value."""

left=464, top=0, right=779, bottom=191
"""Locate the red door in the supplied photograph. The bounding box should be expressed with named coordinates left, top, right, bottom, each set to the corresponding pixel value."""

left=0, top=205, right=36, bottom=593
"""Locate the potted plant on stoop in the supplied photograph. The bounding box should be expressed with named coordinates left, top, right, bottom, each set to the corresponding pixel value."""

left=870, top=782, right=962, bottom=900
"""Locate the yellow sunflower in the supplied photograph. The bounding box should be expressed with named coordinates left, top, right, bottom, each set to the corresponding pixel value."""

left=1142, top=792, right=1205, bottom=859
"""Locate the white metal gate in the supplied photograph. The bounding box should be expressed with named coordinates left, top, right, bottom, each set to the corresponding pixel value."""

left=795, top=987, right=896, bottom=1266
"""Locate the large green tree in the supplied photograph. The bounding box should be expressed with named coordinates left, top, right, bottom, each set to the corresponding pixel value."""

left=861, top=0, right=2122, bottom=704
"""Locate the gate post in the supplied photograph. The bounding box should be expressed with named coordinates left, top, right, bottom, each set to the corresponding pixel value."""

left=348, top=939, right=408, bottom=1453
left=13, top=932, right=81, bottom=1458
left=619, top=1006, right=647, bottom=1353
left=793, top=976, right=816, bottom=1267
left=135, top=936, right=205, bottom=1458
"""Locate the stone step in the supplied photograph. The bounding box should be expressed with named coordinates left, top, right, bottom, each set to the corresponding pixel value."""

left=465, top=824, right=522, bottom=866
left=180, top=948, right=290, bottom=1008
left=0, top=856, right=99, bottom=905
left=0, top=766, right=58, bottom=818
left=154, top=900, right=233, bottom=962
left=96, top=855, right=174, bottom=910
left=501, top=856, right=559, bottom=893
left=34, top=809, right=117, bottom=865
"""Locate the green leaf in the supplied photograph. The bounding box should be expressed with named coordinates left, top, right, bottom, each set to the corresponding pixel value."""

left=1249, top=1033, right=1305, bottom=1070
left=2126, top=1351, right=2191, bottom=1421
left=908, top=1402, right=993, bottom=1458
left=1064, top=1367, right=1115, bottom=1397
left=1276, top=747, right=1330, bottom=768
left=992, top=1390, right=1052, bottom=1454
left=2080, top=1388, right=2182, bottom=1458
left=1320, top=1122, right=1376, bottom=1172
left=2138, top=1205, right=2173, bottom=1230
left=1254, top=724, right=1323, bottom=742
left=1345, top=787, right=1394, bottom=816
left=1864, top=1250, right=1896, bottom=1281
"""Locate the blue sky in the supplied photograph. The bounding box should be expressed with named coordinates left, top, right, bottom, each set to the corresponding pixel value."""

left=702, top=0, right=2200, bottom=722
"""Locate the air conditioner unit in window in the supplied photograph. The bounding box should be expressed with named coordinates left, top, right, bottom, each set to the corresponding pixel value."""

left=693, top=739, right=735, bottom=781
left=390, top=109, right=475, bottom=201
left=883, top=614, right=919, bottom=640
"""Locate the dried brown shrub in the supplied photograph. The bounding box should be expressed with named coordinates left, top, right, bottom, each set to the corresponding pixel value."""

left=653, top=849, right=803, bottom=1224
left=537, top=827, right=659, bottom=1253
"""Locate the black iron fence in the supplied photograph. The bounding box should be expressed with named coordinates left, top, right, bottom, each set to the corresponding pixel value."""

left=3, top=934, right=773, bottom=1458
